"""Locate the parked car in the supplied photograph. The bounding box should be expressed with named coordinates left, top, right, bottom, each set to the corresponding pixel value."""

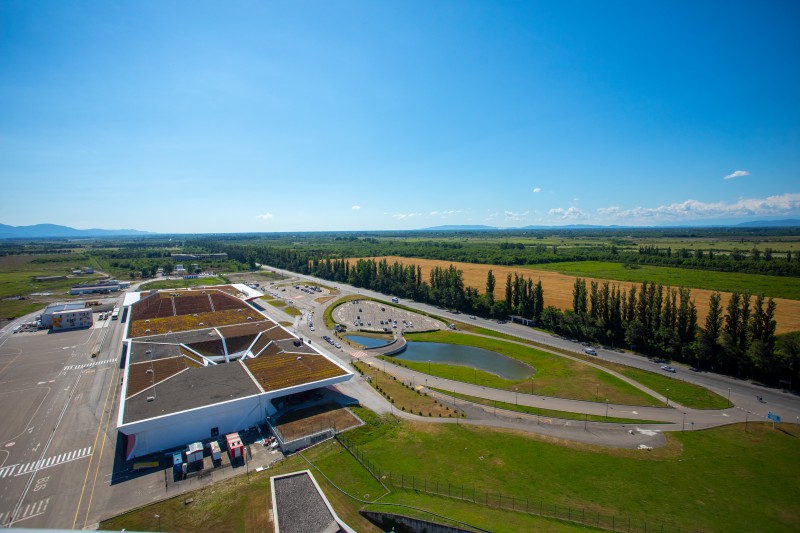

left=661, top=365, right=677, bottom=373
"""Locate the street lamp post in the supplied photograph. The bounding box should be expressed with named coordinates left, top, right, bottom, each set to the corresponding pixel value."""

left=666, top=388, right=670, bottom=407
left=155, top=514, right=161, bottom=531
left=728, top=387, right=731, bottom=406
left=596, top=383, right=599, bottom=401
left=605, top=399, right=609, bottom=419
left=682, top=412, right=686, bottom=432
left=453, top=389, right=459, bottom=425
left=515, top=388, right=518, bottom=406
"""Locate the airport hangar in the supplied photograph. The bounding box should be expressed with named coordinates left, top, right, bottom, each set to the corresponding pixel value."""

left=118, top=284, right=353, bottom=460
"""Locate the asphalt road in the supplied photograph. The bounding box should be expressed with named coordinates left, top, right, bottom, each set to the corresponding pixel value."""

left=0, top=300, right=126, bottom=529
left=260, top=265, right=800, bottom=430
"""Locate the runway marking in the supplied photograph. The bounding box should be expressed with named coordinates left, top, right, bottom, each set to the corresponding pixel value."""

left=0, top=496, right=50, bottom=524
left=0, top=447, right=92, bottom=478
left=64, top=359, right=114, bottom=370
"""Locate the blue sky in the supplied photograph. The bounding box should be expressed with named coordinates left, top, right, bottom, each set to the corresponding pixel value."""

left=1, top=1, right=798, bottom=232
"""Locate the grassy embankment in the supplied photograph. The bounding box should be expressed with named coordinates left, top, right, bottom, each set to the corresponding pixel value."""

left=353, top=360, right=462, bottom=418
left=101, top=410, right=800, bottom=533
left=530, top=260, right=800, bottom=300
left=432, top=388, right=663, bottom=424
left=398, top=330, right=658, bottom=406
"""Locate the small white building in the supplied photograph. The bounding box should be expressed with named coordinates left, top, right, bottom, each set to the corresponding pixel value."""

left=52, top=308, right=93, bottom=331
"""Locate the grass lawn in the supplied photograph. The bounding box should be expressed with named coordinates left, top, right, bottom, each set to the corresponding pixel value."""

left=99, top=409, right=800, bottom=533
left=353, top=415, right=800, bottom=533
left=137, top=276, right=228, bottom=290
left=400, top=331, right=660, bottom=406
left=432, top=388, right=664, bottom=425
left=0, top=254, right=104, bottom=319
left=529, top=260, right=800, bottom=300
left=284, top=305, right=302, bottom=317
left=615, top=366, right=731, bottom=409
left=466, top=327, right=731, bottom=410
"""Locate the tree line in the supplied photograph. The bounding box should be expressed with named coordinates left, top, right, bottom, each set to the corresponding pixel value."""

left=191, top=239, right=800, bottom=388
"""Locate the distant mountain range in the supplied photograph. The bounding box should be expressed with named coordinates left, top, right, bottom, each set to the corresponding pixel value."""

left=420, top=219, right=800, bottom=231
left=0, top=223, right=152, bottom=239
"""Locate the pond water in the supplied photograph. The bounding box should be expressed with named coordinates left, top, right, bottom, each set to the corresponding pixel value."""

left=395, top=341, right=533, bottom=380
left=346, top=335, right=393, bottom=349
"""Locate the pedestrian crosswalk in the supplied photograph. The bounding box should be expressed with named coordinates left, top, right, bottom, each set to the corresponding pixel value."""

left=64, top=358, right=114, bottom=370
left=0, top=446, right=92, bottom=478
left=350, top=350, right=369, bottom=359
left=0, top=497, right=50, bottom=525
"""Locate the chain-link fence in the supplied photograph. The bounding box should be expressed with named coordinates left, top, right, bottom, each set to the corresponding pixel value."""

left=337, top=433, right=697, bottom=533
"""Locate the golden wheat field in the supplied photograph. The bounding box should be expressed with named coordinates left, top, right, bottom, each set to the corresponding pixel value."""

left=360, top=256, right=800, bottom=334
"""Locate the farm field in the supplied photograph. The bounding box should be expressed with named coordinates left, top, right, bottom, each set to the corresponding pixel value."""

left=530, top=261, right=800, bottom=300
left=0, top=254, right=103, bottom=321
left=363, top=256, right=800, bottom=334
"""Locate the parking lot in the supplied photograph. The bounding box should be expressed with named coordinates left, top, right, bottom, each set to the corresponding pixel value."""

left=332, top=299, right=445, bottom=334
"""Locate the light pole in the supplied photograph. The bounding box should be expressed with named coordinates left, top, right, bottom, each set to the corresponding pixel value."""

left=666, top=388, right=670, bottom=407
left=727, top=388, right=731, bottom=406
left=515, top=388, right=518, bottom=406
left=682, top=412, right=686, bottom=432
left=155, top=514, right=161, bottom=531
left=595, top=383, right=599, bottom=401
left=605, top=399, right=609, bottom=419
left=453, top=389, right=458, bottom=425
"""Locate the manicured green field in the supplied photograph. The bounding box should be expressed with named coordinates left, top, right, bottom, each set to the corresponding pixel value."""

left=615, top=366, right=731, bottom=410
left=432, top=388, right=664, bottom=424
left=100, top=409, right=800, bottom=533
left=354, top=415, right=800, bottom=533
left=137, top=276, right=228, bottom=290
left=400, top=331, right=659, bottom=406
left=528, top=261, right=800, bottom=300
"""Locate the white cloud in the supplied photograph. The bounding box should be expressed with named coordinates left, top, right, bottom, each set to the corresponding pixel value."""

left=724, top=170, right=750, bottom=180
left=351, top=205, right=361, bottom=211
left=548, top=206, right=587, bottom=220
left=533, top=187, right=542, bottom=193
left=255, top=213, right=273, bottom=220
left=504, top=210, right=529, bottom=222
left=596, top=193, right=800, bottom=222
left=392, top=212, right=422, bottom=219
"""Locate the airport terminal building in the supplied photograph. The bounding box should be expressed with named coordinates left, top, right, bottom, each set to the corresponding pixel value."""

left=118, top=284, right=353, bottom=459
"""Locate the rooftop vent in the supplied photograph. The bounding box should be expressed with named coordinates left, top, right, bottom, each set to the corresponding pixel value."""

left=146, top=396, right=155, bottom=402
left=145, top=329, right=151, bottom=333
left=146, top=368, right=153, bottom=374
